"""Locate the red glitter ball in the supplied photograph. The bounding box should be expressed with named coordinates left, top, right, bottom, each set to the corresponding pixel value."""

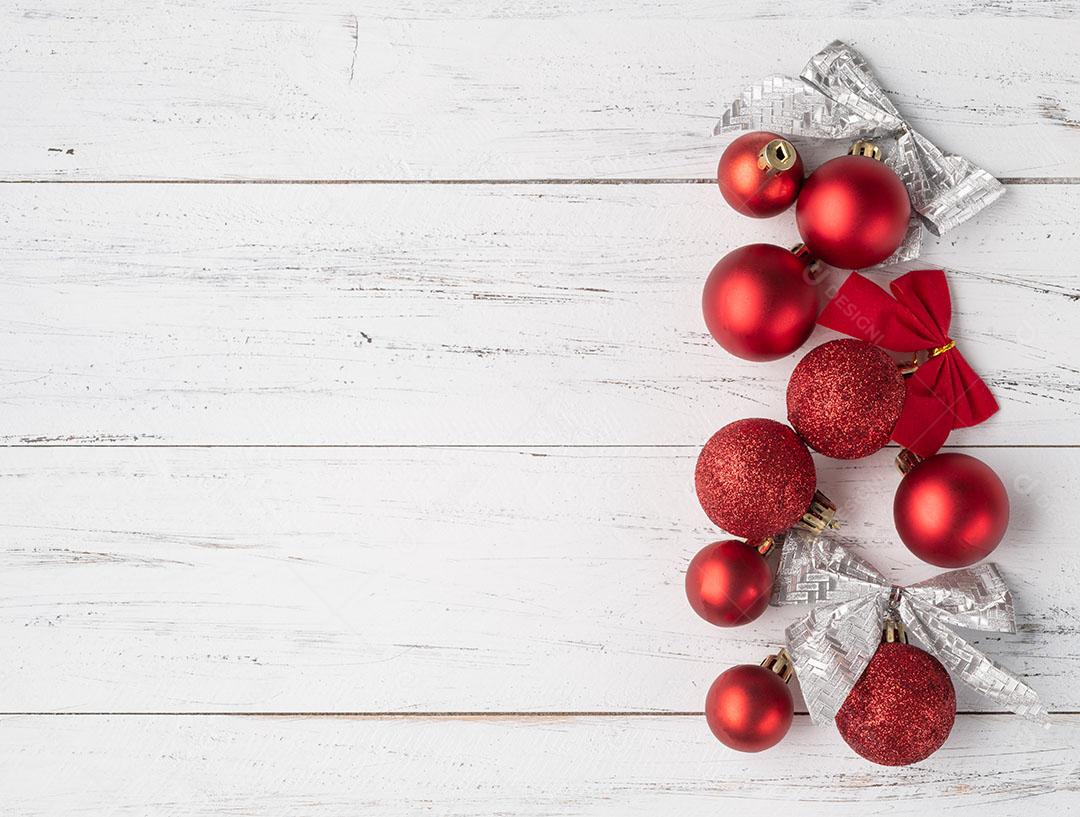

left=695, top=418, right=816, bottom=543
left=835, top=641, right=956, bottom=766
left=787, top=339, right=906, bottom=459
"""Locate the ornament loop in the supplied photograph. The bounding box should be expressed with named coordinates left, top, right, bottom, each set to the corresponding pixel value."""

left=930, top=339, right=956, bottom=358
left=897, top=339, right=957, bottom=376
left=888, top=585, right=903, bottom=609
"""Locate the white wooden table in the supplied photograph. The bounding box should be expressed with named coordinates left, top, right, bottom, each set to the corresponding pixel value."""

left=2, top=3, right=1078, bottom=813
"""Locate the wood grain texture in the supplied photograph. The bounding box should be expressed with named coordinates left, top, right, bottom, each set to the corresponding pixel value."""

left=1, top=182, right=1076, bottom=446
left=3, top=3, right=1078, bottom=805
left=0, top=444, right=1072, bottom=713
left=1, top=714, right=1076, bottom=815
left=2, top=3, right=1079, bottom=180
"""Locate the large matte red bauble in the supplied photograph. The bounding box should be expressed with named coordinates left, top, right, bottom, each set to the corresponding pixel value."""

left=787, top=339, right=906, bottom=459
left=702, top=244, right=818, bottom=362
left=894, top=452, right=1010, bottom=568
left=686, top=540, right=773, bottom=627
left=796, top=155, right=911, bottom=269
left=695, top=418, right=816, bottom=543
left=706, top=664, right=793, bottom=752
left=717, top=131, right=804, bottom=218
left=835, top=641, right=956, bottom=766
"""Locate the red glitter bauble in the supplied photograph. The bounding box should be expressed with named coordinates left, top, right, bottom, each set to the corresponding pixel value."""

left=706, top=664, right=793, bottom=752
left=695, top=418, right=816, bottom=543
left=835, top=641, right=956, bottom=766
left=796, top=154, right=911, bottom=270
left=702, top=244, right=818, bottom=362
left=894, top=453, right=1010, bottom=568
left=685, top=540, right=773, bottom=627
left=787, top=339, right=906, bottom=459
left=717, top=132, right=804, bottom=218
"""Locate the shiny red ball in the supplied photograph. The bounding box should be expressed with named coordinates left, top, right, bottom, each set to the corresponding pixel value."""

left=894, top=453, right=1010, bottom=568
left=686, top=540, right=773, bottom=627
left=706, top=664, right=793, bottom=752
left=717, top=131, right=804, bottom=218
left=796, top=155, right=911, bottom=269
left=787, top=339, right=906, bottom=459
left=702, top=244, right=819, bottom=362
left=695, top=418, right=816, bottom=543
left=836, top=641, right=956, bottom=766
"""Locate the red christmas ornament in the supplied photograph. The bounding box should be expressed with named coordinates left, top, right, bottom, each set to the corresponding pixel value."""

left=787, top=339, right=906, bottom=459
left=796, top=143, right=911, bottom=270
left=717, top=132, right=804, bottom=218
left=835, top=639, right=956, bottom=766
left=894, top=452, right=1010, bottom=568
left=706, top=653, right=794, bottom=752
left=695, top=418, right=817, bottom=543
left=686, top=540, right=773, bottom=627
left=702, top=244, right=819, bottom=362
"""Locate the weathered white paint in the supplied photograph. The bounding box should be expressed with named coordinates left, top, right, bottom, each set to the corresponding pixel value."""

left=1, top=714, right=1075, bottom=816
left=2, top=1, right=1077, bottom=808
left=1, top=183, right=1076, bottom=446
left=1, top=3, right=1078, bottom=180
left=0, top=445, right=1071, bottom=713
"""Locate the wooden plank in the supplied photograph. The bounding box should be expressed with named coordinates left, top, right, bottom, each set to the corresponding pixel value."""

left=1, top=182, right=1076, bottom=446
left=3, top=4, right=1079, bottom=179
left=1, top=713, right=1075, bottom=815
left=0, top=444, right=1072, bottom=713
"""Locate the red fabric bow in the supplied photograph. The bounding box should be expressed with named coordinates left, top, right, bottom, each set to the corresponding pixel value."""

left=818, top=269, right=998, bottom=456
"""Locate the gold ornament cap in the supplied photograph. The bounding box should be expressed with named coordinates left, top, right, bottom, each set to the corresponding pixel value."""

left=895, top=448, right=923, bottom=475
left=790, top=242, right=822, bottom=279
left=761, top=649, right=795, bottom=683
left=883, top=617, right=908, bottom=644
left=848, top=140, right=883, bottom=161
left=796, top=489, right=838, bottom=533
left=758, top=138, right=798, bottom=174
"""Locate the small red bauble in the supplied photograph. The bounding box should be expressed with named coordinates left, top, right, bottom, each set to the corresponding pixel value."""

left=894, top=452, right=1010, bottom=568
left=686, top=540, right=773, bottom=627
left=706, top=663, right=793, bottom=752
left=717, top=132, right=804, bottom=218
left=796, top=148, right=911, bottom=270
left=695, top=418, right=816, bottom=543
left=787, top=339, right=906, bottom=459
left=835, top=640, right=956, bottom=766
left=702, top=244, right=818, bottom=362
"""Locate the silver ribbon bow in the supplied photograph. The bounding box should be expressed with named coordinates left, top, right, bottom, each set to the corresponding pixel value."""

left=771, top=529, right=1046, bottom=724
left=716, top=41, right=1004, bottom=263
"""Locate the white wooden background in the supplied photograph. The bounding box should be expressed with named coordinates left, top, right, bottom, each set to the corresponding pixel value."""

left=2, top=2, right=1079, bottom=814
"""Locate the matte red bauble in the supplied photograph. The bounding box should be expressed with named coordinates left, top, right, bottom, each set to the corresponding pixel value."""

left=717, top=132, right=804, bottom=218
left=835, top=640, right=956, bottom=766
left=706, top=660, right=794, bottom=752
left=695, top=418, right=816, bottom=543
left=686, top=540, right=773, bottom=627
left=702, top=244, right=818, bottom=362
left=796, top=146, right=911, bottom=270
left=787, top=339, right=906, bottom=459
left=894, top=452, right=1010, bottom=568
